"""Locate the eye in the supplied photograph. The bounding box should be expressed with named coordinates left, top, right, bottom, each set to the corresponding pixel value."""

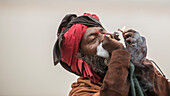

left=88, top=36, right=97, bottom=43
left=90, top=38, right=96, bottom=42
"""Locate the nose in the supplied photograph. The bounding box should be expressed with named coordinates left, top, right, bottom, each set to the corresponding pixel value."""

left=99, top=33, right=105, bottom=43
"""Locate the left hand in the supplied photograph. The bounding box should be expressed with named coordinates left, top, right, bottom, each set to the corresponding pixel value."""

left=122, top=29, right=147, bottom=64
left=123, top=29, right=143, bottom=47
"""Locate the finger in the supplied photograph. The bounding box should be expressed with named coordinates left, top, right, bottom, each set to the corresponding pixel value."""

left=104, top=33, right=117, bottom=41
left=126, top=37, right=136, bottom=44
left=105, top=33, right=114, bottom=39
left=113, top=32, right=120, bottom=40
left=123, top=32, right=135, bottom=39
left=103, top=35, right=118, bottom=45
left=104, top=35, right=111, bottom=40
left=102, top=35, right=111, bottom=44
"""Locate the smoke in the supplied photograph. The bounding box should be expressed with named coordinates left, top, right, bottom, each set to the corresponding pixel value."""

left=125, top=32, right=146, bottom=66
left=125, top=32, right=154, bottom=92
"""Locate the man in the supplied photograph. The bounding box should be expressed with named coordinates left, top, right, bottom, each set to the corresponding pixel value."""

left=53, top=13, right=170, bottom=96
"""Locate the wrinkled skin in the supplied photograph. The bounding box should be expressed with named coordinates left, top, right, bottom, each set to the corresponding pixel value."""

left=122, top=29, right=147, bottom=65
left=80, top=27, right=124, bottom=56
left=80, top=27, right=145, bottom=56
left=80, top=27, right=146, bottom=75
left=80, top=27, right=106, bottom=56
left=80, top=27, right=110, bottom=76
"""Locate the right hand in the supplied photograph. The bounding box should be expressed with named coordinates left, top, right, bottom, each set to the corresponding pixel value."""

left=102, top=35, right=124, bottom=53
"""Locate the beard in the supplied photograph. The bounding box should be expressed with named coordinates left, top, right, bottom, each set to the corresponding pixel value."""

left=78, top=51, right=110, bottom=77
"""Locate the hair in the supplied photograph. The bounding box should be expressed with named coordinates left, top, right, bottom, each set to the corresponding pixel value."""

left=78, top=50, right=109, bottom=77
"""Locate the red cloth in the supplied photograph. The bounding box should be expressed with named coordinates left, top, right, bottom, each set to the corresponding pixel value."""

left=60, top=13, right=101, bottom=83
left=83, top=13, right=99, bottom=21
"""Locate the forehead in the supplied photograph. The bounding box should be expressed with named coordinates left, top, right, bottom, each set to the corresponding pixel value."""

left=83, top=27, right=103, bottom=38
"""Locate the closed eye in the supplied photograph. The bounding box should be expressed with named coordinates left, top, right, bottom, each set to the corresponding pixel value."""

left=90, top=38, right=96, bottom=42
left=88, top=36, right=97, bottom=43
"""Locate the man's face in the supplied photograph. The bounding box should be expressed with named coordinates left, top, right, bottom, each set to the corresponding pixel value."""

left=80, top=27, right=106, bottom=56
left=79, top=27, right=109, bottom=77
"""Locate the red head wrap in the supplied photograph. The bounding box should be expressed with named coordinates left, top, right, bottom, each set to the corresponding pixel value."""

left=56, top=13, right=102, bottom=83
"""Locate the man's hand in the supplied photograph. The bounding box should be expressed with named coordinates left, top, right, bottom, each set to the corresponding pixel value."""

left=102, top=35, right=124, bottom=53
left=123, top=29, right=143, bottom=47
left=123, top=29, right=147, bottom=64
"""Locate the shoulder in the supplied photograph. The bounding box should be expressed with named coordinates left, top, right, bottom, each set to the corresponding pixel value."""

left=69, top=77, right=101, bottom=96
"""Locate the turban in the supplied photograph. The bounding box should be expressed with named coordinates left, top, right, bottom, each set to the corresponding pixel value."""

left=53, top=13, right=104, bottom=83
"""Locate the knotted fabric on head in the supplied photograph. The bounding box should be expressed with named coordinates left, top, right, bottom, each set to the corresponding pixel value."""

left=53, top=13, right=103, bottom=83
